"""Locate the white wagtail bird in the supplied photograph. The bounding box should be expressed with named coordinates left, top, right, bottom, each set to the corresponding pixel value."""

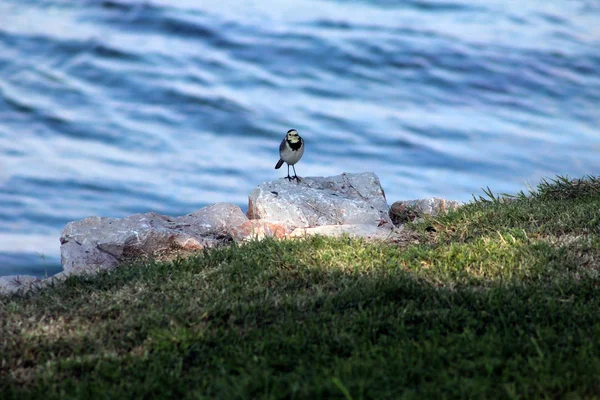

left=275, top=129, right=304, bottom=181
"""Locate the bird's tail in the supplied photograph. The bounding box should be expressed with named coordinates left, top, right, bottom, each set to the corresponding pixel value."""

left=275, top=159, right=284, bottom=169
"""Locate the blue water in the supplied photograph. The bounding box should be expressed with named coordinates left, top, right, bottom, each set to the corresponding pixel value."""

left=1, top=0, right=599, bottom=277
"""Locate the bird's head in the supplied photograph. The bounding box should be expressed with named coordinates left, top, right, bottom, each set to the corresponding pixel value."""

left=286, top=129, right=301, bottom=143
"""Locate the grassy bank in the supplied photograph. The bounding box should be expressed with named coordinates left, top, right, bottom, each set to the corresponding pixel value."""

left=2, top=176, right=600, bottom=399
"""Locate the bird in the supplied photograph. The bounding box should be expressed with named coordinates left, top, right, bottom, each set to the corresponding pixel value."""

left=275, top=129, right=304, bottom=181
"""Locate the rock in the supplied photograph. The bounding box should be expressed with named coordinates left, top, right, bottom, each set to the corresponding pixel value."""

left=247, top=172, right=391, bottom=229
left=229, top=220, right=289, bottom=241
left=390, top=197, right=464, bottom=225
left=60, top=203, right=254, bottom=274
left=187, top=203, right=250, bottom=234
left=289, top=224, right=398, bottom=240
left=0, top=275, right=40, bottom=295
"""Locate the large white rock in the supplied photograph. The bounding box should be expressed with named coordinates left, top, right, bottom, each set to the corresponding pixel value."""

left=247, top=172, right=392, bottom=229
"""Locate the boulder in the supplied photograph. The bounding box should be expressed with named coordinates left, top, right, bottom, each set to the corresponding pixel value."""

left=390, top=197, right=464, bottom=225
left=247, top=172, right=392, bottom=229
left=0, top=275, right=40, bottom=295
left=60, top=203, right=260, bottom=274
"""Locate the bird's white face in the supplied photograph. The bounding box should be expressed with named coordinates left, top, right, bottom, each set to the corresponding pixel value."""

left=286, top=129, right=300, bottom=143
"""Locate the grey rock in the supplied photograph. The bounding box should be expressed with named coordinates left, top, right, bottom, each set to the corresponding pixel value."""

left=0, top=275, right=40, bottom=295
left=60, top=203, right=250, bottom=274
left=187, top=203, right=250, bottom=233
left=247, top=172, right=391, bottom=229
left=390, top=197, right=464, bottom=225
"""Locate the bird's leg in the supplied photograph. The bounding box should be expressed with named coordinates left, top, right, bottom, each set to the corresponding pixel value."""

left=286, top=164, right=292, bottom=181
left=292, top=165, right=300, bottom=182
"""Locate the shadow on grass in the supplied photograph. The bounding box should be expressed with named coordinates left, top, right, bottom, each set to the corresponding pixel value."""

left=2, top=233, right=600, bottom=399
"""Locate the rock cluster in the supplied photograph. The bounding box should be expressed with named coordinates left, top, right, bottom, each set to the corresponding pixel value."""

left=1, top=173, right=463, bottom=295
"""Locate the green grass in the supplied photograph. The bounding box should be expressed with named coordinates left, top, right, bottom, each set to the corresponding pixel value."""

left=2, top=176, right=600, bottom=399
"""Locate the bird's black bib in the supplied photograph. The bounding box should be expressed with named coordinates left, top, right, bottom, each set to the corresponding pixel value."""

left=287, top=138, right=303, bottom=151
